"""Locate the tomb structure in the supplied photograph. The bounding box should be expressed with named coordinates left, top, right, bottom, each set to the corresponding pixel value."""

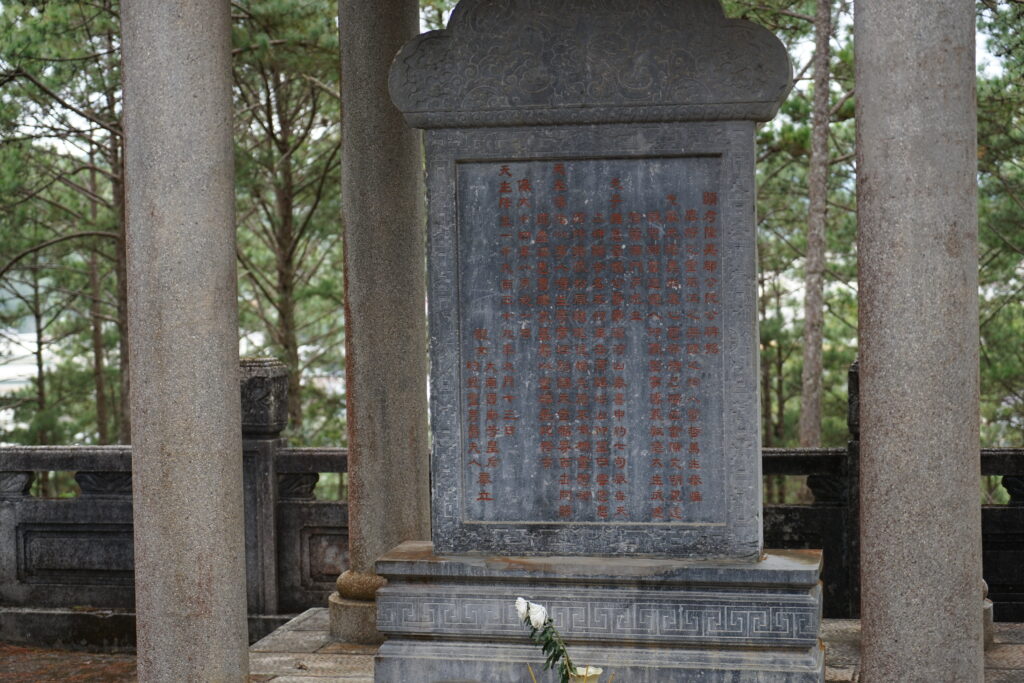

left=376, top=1, right=824, bottom=679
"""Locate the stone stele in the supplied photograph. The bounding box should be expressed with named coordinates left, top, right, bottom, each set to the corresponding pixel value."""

left=377, top=1, right=824, bottom=680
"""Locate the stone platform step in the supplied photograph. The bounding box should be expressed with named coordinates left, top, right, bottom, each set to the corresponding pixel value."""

left=249, top=609, right=374, bottom=682
left=249, top=609, right=1024, bottom=682
left=1, top=610, right=1020, bottom=681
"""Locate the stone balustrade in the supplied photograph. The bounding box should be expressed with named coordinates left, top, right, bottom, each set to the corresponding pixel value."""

left=0, top=444, right=348, bottom=648
left=1, top=361, right=1021, bottom=649
left=0, top=358, right=348, bottom=648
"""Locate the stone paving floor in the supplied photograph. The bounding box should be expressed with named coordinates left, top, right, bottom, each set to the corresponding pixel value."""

left=0, top=642, right=136, bottom=682
left=821, top=619, right=1024, bottom=682
left=1, top=611, right=1022, bottom=681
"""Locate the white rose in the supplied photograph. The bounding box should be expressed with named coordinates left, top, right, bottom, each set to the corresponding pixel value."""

left=575, top=666, right=603, bottom=676
left=528, top=602, right=548, bottom=629
left=515, top=597, right=529, bottom=621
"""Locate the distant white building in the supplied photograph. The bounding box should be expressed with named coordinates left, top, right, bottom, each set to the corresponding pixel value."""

left=0, top=329, right=43, bottom=434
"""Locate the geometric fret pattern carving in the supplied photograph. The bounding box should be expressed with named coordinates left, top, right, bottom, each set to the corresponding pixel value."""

left=375, top=543, right=825, bottom=680
left=378, top=588, right=820, bottom=646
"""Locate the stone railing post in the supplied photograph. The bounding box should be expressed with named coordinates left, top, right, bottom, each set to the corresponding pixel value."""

left=240, top=358, right=289, bottom=619
left=844, top=360, right=861, bottom=618
left=803, top=359, right=860, bottom=619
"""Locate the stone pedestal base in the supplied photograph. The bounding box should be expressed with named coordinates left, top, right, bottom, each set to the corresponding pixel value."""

left=328, top=592, right=383, bottom=645
left=984, top=598, right=995, bottom=650
left=374, top=542, right=825, bottom=682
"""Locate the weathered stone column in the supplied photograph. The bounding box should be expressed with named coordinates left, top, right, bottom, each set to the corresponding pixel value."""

left=122, top=2, right=249, bottom=679
left=855, top=2, right=983, bottom=680
left=329, top=0, right=429, bottom=644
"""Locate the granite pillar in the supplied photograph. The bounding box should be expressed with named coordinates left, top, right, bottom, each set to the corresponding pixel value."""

left=330, top=0, right=430, bottom=644
left=855, top=1, right=983, bottom=680
left=122, top=1, right=249, bottom=679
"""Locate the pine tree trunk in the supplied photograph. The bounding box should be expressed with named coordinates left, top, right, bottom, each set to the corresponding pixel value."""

left=798, top=0, right=831, bottom=448
left=759, top=271, right=774, bottom=447
left=88, top=148, right=109, bottom=444
left=773, top=286, right=785, bottom=445
left=272, top=72, right=304, bottom=432
left=32, top=263, right=47, bottom=447
left=90, top=253, right=109, bottom=445
left=103, top=28, right=130, bottom=445
left=113, top=152, right=130, bottom=444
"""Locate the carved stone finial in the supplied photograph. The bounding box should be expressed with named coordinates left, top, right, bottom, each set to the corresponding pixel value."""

left=240, top=357, right=289, bottom=437
left=390, top=0, right=791, bottom=128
